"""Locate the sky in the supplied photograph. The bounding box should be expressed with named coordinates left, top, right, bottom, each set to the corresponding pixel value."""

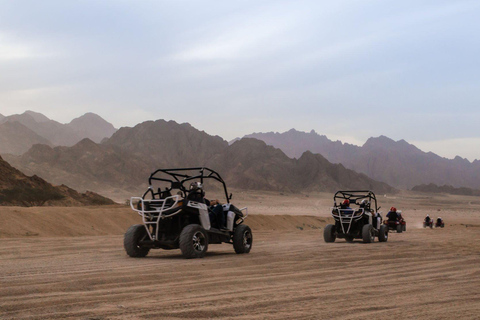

left=1, top=0, right=479, bottom=161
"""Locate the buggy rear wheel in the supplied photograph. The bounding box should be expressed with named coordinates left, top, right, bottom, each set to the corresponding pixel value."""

left=362, top=224, right=375, bottom=243
left=324, top=224, right=336, bottom=243
left=233, top=224, right=253, bottom=254
left=402, top=224, right=406, bottom=232
left=179, top=224, right=208, bottom=259
left=124, top=224, right=150, bottom=258
left=378, top=225, right=388, bottom=242
left=396, top=224, right=403, bottom=233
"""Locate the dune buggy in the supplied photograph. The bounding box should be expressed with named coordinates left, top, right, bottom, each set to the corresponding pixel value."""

left=423, top=217, right=433, bottom=228
left=384, top=210, right=406, bottom=233
left=435, top=218, right=444, bottom=228
left=124, top=167, right=252, bottom=259
left=324, top=190, right=388, bottom=243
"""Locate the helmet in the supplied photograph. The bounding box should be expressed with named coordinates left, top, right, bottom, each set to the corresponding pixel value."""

left=427, top=214, right=430, bottom=217
left=342, top=199, right=350, bottom=206
left=189, top=182, right=203, bottom=190
left=390, top=207, right=397, bottom=212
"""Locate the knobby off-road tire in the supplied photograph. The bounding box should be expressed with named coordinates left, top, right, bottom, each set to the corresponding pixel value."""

left=378, top=224, right=388, bottom=242
left=397, top=224, right=403, bottom=233
left=233, top=224, right=253, bottom=254
left=179, top=224, right=208, bottom=259
left=423, top=222, right=426, bottom=228
left=124, top=224, right=150, bottom=258
left=324, top=224, right=336, bottom=243
left=402, top=224, right=406, bottom=232
left=362, top=224, right=375, bottom=243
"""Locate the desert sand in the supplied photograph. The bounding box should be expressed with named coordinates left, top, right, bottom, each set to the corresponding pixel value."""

left=0, top=190, right=479, bottom=319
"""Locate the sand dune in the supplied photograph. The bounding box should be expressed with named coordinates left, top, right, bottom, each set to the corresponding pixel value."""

left=0, top=191, right=479, bottom=319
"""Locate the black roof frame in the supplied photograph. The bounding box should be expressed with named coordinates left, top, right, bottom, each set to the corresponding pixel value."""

left=147, top=167, right=230, bottom=203
left=333, top=190, right=379, bottom=212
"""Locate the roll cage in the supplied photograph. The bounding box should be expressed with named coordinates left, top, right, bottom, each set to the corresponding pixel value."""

left=333, top=190, right=379, bottom=212
left=143, top=167, right=231, bottom=204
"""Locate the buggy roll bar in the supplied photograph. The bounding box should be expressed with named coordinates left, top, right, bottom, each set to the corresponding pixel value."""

left=333, top=190, right=379, bottom=212
left=147, top=167, right=231, bottom=204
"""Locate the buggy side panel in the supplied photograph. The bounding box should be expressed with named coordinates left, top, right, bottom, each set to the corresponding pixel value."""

left=187, top=201, right=210, bottom=230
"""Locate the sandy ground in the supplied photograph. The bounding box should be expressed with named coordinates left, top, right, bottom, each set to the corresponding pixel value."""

left=0, top=190, right=480, bottom=319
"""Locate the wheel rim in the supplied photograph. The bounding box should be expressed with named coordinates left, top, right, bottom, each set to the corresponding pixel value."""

left=243, top=230, right=252, bottom=249
left=192, top=231, right=206, bottom=252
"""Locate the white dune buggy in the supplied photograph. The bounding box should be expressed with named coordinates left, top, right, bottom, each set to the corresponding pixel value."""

left=124, top=167, right=252, bottom=259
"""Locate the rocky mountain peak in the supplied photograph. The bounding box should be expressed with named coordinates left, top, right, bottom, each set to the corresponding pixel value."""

left=24, top=110, right=51, bottom=123
left=67, top=113, right=117, bottom=143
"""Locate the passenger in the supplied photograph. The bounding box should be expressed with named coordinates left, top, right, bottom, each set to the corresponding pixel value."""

left=209, top=199, right=226, bottom=230
left=386, top=207, right=399, bottom=221
left=359, top=199, right=370, bottom=210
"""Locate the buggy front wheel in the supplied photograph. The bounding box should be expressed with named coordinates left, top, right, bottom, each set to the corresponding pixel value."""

left=180, top=224, right=209, bottom=259
left=378, top=225, right=388, bottom=242
left=233, top=224, right=253, bottom=254
left=362, top=224, right=375, bottom=243
left=124, top=224, right=150, bottom=258
left=324, top=224, right=336, bottom=243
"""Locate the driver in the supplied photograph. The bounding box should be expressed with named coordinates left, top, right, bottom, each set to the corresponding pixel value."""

left=436, top=217, right=443, bottom=225
left=339, top=199, right=354, bottom=214
left=209, top=199, right=226, bottom=230
left=386, top=207, right=399, bottom=221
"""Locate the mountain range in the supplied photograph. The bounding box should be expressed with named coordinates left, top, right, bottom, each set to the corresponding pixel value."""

left=243, top=129, right=480, bottom=189
left=0, top=111, right=116, bottom=155
left=4, top=119, right=393, bottom=200
left=3, top=110, right=480, bottom=200
left=411, top=183, right=480, bottom=197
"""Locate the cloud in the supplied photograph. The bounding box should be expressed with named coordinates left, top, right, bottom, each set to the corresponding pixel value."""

left=0, top=33, right=38, bottom=61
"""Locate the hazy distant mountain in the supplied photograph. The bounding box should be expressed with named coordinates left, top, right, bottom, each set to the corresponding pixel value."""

left=6, top=120, right=394, bottom=196
left=1, top=111, right=80, bottom=146
left=208, top=138, right=393, bottom=193
left=244, top=129, right=480, bottom=189
left=0, top=155, right=114, bottom=206
left=243, top=129, right=358, bottom=162
left=411, top=183, right=480, bottom=197
left=67, top=112, right=117, bottom=143
left=23, top=110, right=50, bottom=123
left=0, top=113, right=4, bottom=121
left=0, top=111, right=117, bottom=153
left=0, top=121, right=52, bottom=155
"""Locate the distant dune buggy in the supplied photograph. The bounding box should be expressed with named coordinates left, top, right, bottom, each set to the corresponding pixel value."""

left=435, top=218, right=445, bottom=228
left=423, top=217, right=433, bottom=228
left=124, top=167, right=252, bottom=259
left=384, top=210, right=407, bottom=233
left=324, top=190, right=388, bottom=243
